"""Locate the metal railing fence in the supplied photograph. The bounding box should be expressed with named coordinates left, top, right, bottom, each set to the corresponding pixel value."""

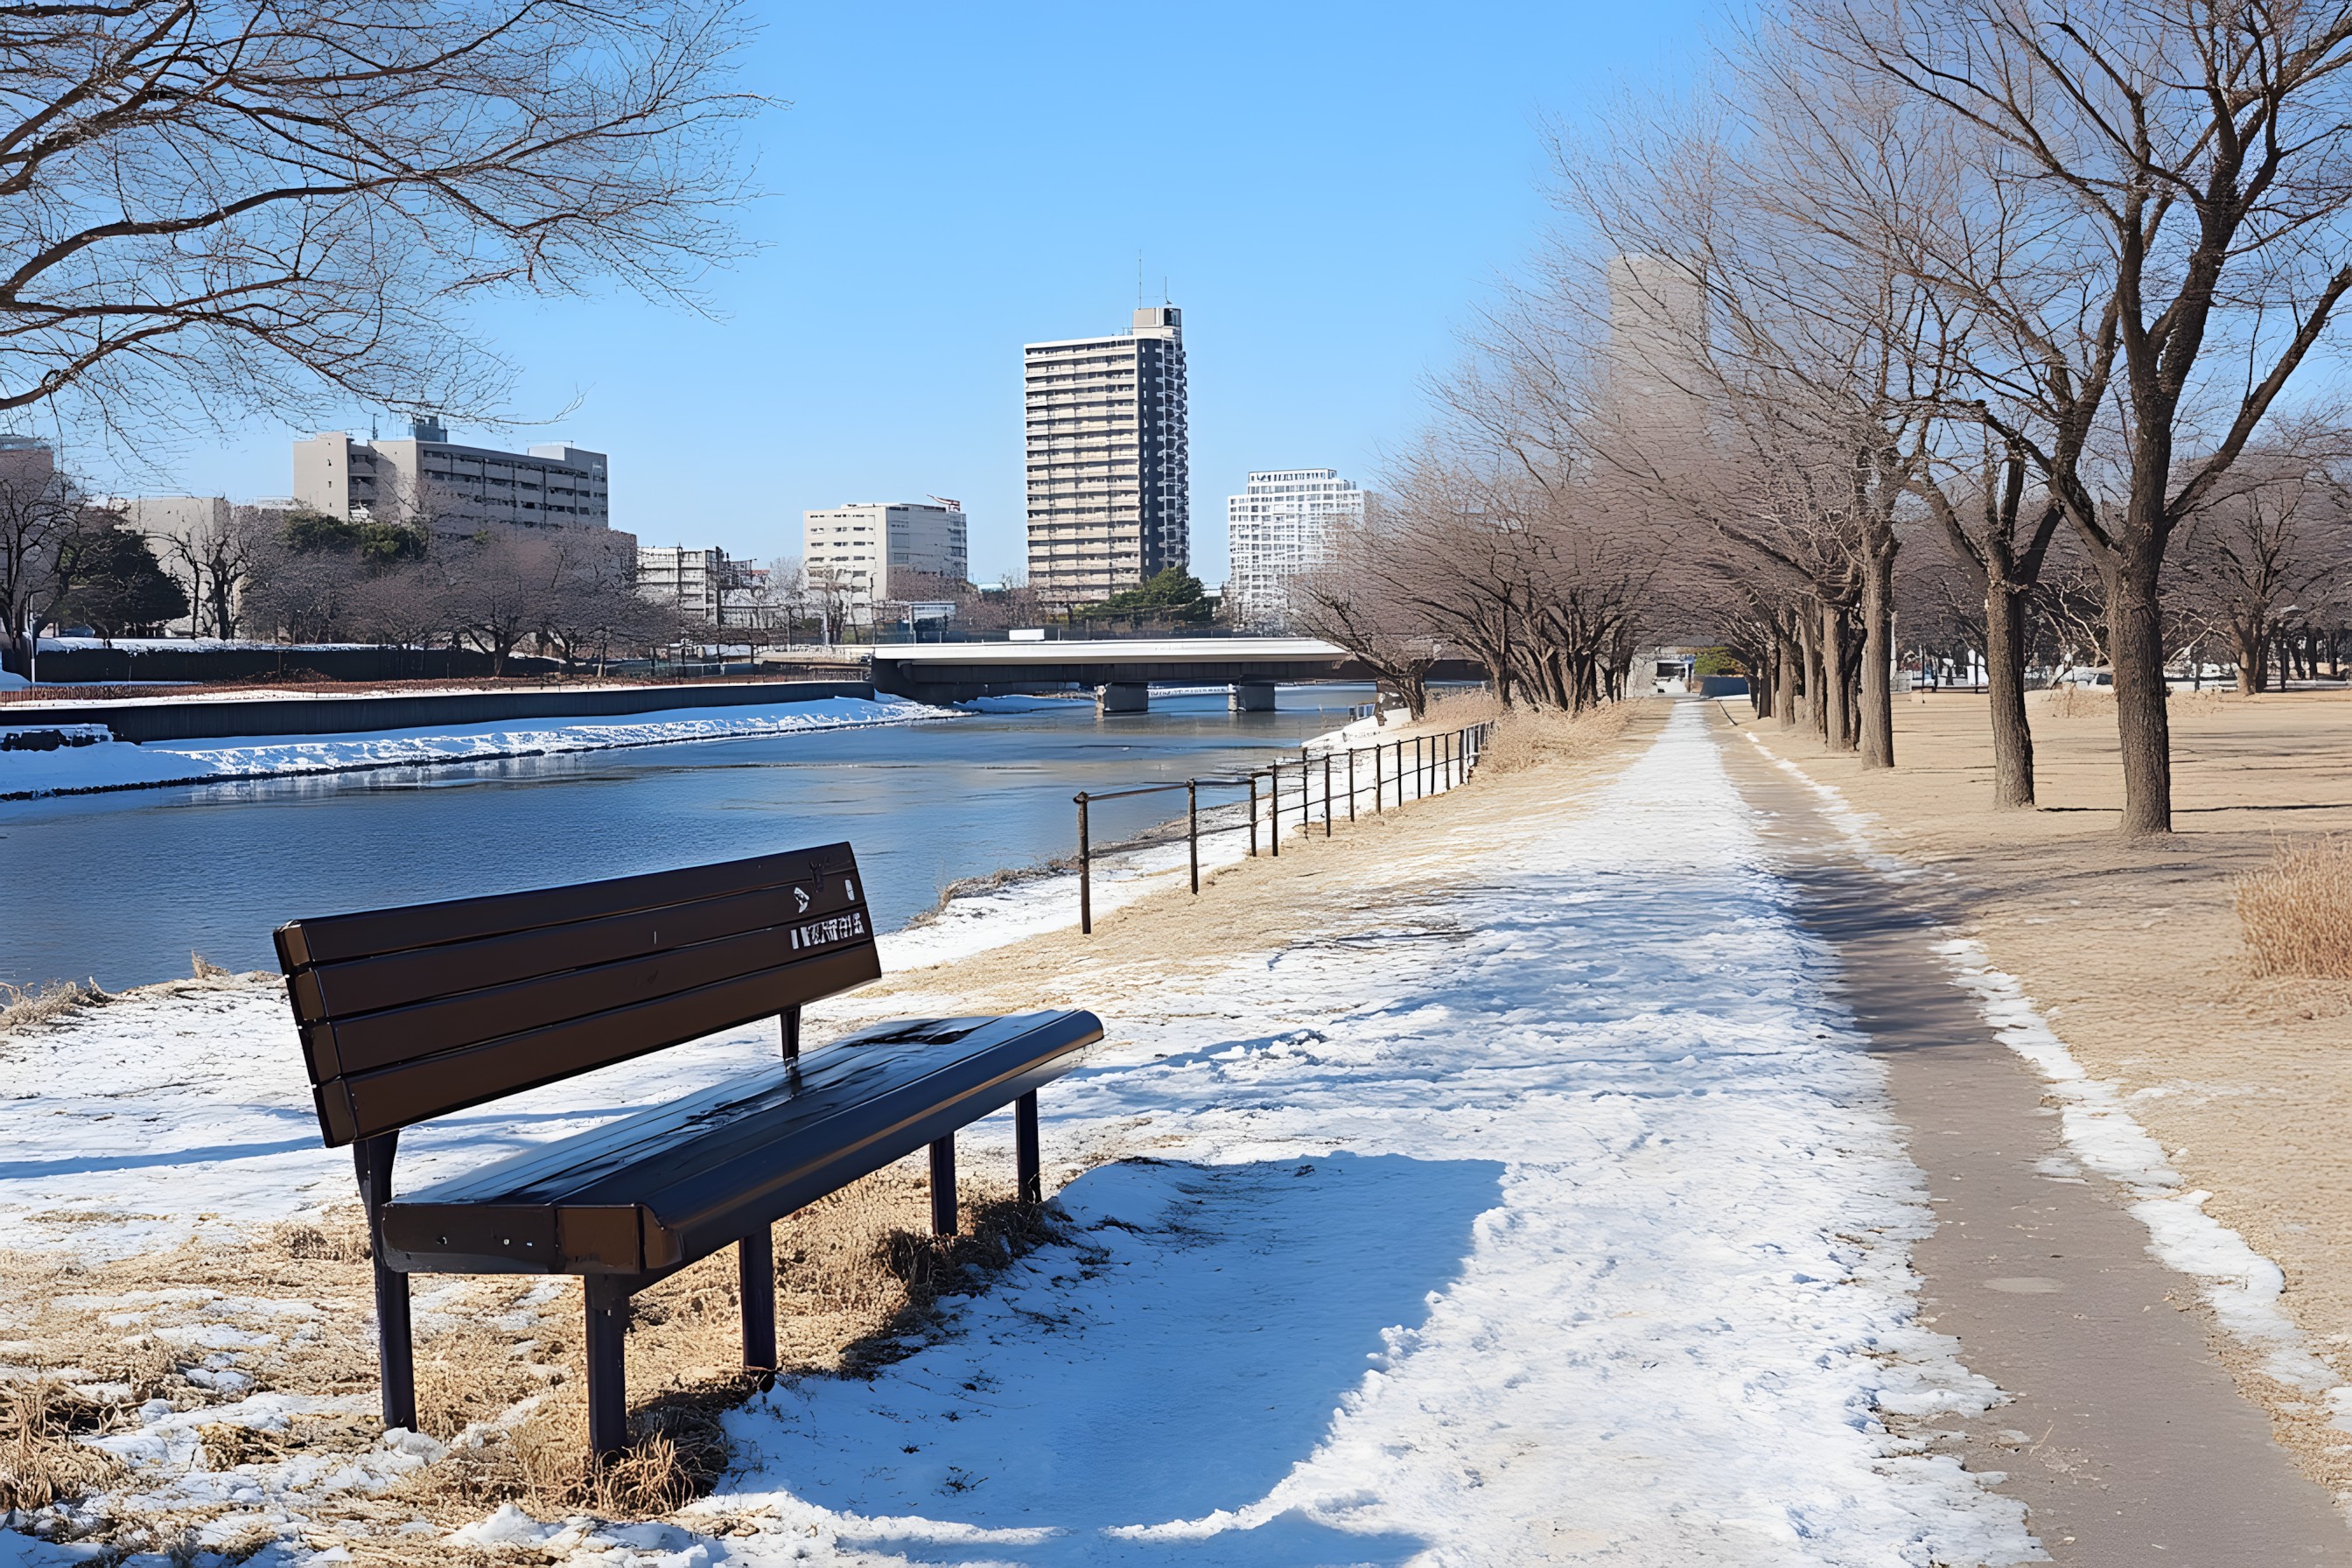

left=1069, top=719, right=1494, bottom=934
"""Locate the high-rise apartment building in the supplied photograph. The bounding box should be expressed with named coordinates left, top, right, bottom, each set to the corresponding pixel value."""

left=802, top=501, right=969, bottom=622
left=292, top=416, right=610, bottom=538
left=1024, top=305, right=1188, bottom=607
left=1226, top=468, right=1373, bottom=629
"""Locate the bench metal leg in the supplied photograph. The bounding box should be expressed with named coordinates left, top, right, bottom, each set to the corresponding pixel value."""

left=928, top=1134, right=957, bottom=1236
left=584, top=1276, right=630, bottom=1459
left=1015, top=1091, right=1041, bottom=1206
left=738, top=1226, right=776, bottom=1375
left=351, top=1133, right=417, bottom=1433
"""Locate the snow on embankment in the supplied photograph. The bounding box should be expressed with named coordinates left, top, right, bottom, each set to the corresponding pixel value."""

left=0, top=694, right=954, bottom=801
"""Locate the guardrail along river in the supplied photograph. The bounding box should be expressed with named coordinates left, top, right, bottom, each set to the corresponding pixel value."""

left=0, top=687, right=1373, bottom=992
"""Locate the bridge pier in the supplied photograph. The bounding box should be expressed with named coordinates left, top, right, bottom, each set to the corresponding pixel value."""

left=1096, top=682, right=1150, bottom=714
left=1228, top=681, right=1278, bottom=712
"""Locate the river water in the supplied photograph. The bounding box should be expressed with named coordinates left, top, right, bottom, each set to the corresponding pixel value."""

left=0, top=687, right=1372, bottom=991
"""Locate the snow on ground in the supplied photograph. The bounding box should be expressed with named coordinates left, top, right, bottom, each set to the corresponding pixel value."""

left=0, top=695, right=953, bottom=801
left=680, top=704, right=2035, bottom=1566
left=0, top=704, right=2039, bottom=1566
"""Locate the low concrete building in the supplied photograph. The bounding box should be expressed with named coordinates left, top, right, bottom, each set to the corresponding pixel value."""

left=802, top=501, right=968, bottom=624
left=637, top=544, right=741, bottom=627
left=292, top=416, right=611, bottom=538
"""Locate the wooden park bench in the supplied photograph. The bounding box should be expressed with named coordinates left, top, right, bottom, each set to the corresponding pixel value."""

left=271, top=844, right=1102, bottom=1458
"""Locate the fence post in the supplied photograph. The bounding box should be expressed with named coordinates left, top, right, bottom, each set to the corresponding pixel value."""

left=1270, top=760, right=1280, bottom=858
left=1323, top=753, right=1333, bottom=836
left=1075, top=793, right=1092, bottom=935
left=1299, top=746, right=1312, bottom=836
left=1348, top=747, right=1357, bottom=822
left=1187, top=779, right=1200, bottom=894
left=1249, top=773, right=1260, bottom=857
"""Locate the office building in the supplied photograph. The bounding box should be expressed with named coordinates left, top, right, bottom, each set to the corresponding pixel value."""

left=292, top=416, right=611, bottom=537
left=802, top=500, right=968, bottom=622
left=1226, top=468, right=1373, bottom=629
left=1023, top=305, right=1188, bottom=607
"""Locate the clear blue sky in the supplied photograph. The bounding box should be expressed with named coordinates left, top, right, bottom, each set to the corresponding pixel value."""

left=95, top=2, right=1713, bottom=586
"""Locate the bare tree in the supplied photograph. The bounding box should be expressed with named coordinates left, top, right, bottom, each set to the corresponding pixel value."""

left=1290, top=524, right=1444, bottom=720
left=153, top=504, right=269, bottom=640
left=2172, top=447, right=2352, bottom=692
left=540, top=529, right=659, bottom=673
left=1792, top=0, right=2352, bottom=835
left=0, top=456, right=105, bottom=676
left=0, top=0, right=759, bottom=438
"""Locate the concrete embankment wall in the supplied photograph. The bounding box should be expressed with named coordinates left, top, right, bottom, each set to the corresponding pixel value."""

left=4, top=679, right=878, bottom=744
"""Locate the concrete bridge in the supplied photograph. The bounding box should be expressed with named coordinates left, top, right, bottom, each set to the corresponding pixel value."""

left=869, top=638, right=1480, bottom=711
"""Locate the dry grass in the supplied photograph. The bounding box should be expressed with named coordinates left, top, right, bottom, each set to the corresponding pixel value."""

left=1480, top=699, right=1637, bottom=774
left=0, top=1158, right=1072, bottom=1550
left=0, top=977, right=104, bottom=1038
left=2034, top=683, right=2115, bottom=719
left=2237, top=836, right=2352, bottom=980
left=405, top=1165, right=1065, bottom=1522
left=0, top=1379, right=129, bottom=1513
left=189, top=952, right=230, bottom=981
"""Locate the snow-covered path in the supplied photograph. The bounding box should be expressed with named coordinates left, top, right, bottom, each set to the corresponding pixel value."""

left=662, top=703, right=2033, bottom=1566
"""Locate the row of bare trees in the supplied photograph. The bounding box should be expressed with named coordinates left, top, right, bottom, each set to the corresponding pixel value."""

left=1301, top=0, right=2352, bottom=838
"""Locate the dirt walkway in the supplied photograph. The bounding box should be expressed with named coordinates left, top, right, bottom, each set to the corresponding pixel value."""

left=1717, top=710, right=2350, bottom=1564
left=1720, top=688, right=2352, bottom=1508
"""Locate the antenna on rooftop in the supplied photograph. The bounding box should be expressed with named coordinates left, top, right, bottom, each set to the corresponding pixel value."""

left=1138, top=252, right=1144, bottom=309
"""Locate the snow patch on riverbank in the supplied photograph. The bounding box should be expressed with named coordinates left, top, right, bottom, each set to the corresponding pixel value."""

left=0, top=695, right=955, bottom=801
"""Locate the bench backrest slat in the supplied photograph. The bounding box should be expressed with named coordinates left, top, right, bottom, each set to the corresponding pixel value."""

left=275, top=844, right=879, bottom=1146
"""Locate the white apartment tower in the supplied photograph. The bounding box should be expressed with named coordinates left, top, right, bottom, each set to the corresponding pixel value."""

left=802, top=500, right=969, bottom=623
left=1226, top=468, right=1372, bottom=629
left=291, top=416, right=611, bottom=539
left=1024, top=305, right=1188, bottom=607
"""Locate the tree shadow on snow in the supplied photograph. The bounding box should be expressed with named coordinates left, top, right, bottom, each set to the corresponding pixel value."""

left=723, top=1151, right=1504, bottom=1566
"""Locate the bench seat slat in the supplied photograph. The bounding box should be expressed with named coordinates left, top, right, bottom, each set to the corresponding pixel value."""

left=313, top=943, right=883, bottom=1145
left=379, top=1010, right=1102, bottom=1274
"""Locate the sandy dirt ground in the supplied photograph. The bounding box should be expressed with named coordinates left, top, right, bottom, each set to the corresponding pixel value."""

left=1726, top=686, right=2352, bottom=1502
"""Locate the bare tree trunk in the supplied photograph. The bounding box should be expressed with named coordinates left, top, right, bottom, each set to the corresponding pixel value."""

left=1984, top=581, right=2036, bottom=809
left=2104, top=557, right=2174, bottom=836
left=2232, top=621, right=2262, bottom=695
left=1819, top=603, right=1850, bottom=753
left=1776, top=637, right=1800, bottom=729
left=1801, top=608, right=1825, bottom=740
left=1858, top=550, right=1895, bottom=768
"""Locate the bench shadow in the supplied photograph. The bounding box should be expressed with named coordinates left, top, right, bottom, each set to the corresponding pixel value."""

left=722, top=1151, right=1502, bottom=1565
